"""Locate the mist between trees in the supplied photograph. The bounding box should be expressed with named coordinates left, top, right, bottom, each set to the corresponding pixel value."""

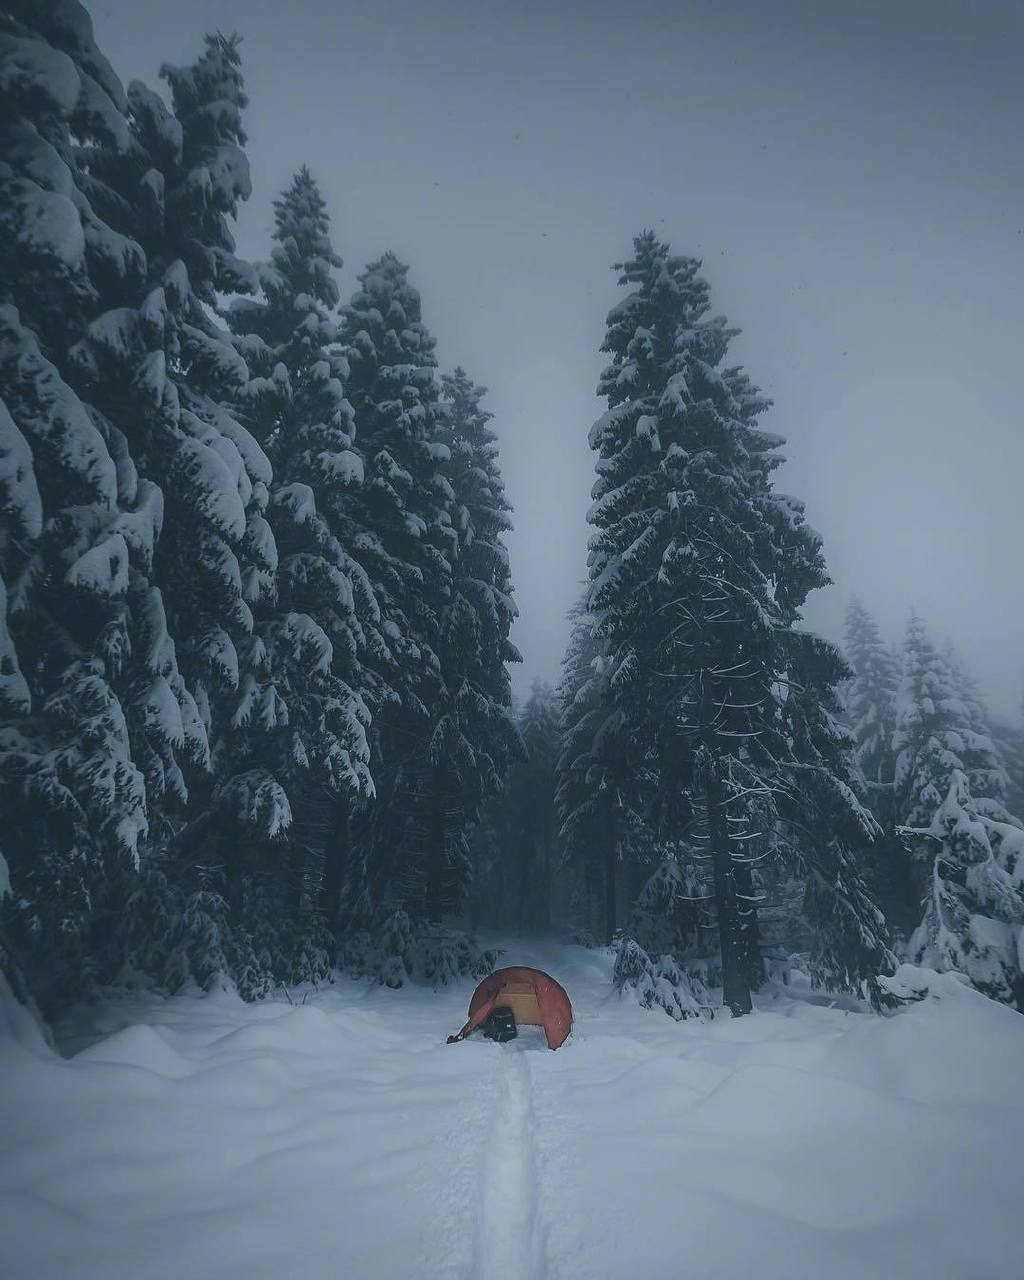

left=1, top=2, right=1021, bottom=1026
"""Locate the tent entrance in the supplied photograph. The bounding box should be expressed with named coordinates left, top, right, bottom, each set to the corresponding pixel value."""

left=497, top=981, right=543, bottom=1026
left=446, top=965, right=573, bottom=1050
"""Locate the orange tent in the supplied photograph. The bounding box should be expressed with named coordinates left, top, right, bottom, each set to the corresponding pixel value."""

left=446, top=965, right=573, bottom=1050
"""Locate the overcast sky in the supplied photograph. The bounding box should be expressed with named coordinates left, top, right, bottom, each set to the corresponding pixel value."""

left=92, top=0, right=1023, bottom=718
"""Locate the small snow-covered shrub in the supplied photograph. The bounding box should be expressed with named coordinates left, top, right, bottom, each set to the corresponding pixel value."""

left=339, top=910, right=500, bottom=988
left=107, top=859, right=337, bottom=1003
left=628, top=859, right=703, bottom=958
left=567, top=927, right=600, bottom=949
left=764, top=952, right=813, bottom=988
left=614, top=937, right=711, bottom=1020
left=173, top=886, right=272, bottom=1002
left=877, top=963, right=977, bottom=1006
left=687, top=952, right=723, bottom=994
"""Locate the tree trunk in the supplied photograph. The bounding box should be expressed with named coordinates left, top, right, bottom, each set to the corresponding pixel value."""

left=604, top=788, right=618, bottom=945
left=732, top=855, right=764, bottom=991
left=704, top=757, right=753, bottom=1016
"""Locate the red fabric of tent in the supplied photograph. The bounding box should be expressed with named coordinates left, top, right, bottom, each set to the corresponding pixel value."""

left=446, top=965, right=573, bottom=1050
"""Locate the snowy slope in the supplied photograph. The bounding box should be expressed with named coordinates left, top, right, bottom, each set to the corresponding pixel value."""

left=2, top=939, right=1022, bottom=1280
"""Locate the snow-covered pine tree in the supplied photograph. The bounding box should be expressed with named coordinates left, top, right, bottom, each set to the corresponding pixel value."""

left=2, top=13, right=293, bottom=1001
left=222, top=167, right=379, bottom=969
left=5, top=25, right=273, bottom=998
left=943, top=644, right=1018, bottom=826
left=425, top=368, right=522, bottom=920
left=337, top=254, right=456, bottom=925
left=622, top=855, right=704, bottom=965
left=585, top=232, right=894, bottom=1014
left=556, top=601, right=624, bottom=943
left=894, top=616, right=1024, bottom=1005
left=908, top=769, right=1023, bottom=1009
left=613, top=848, right=713, bottom=1020
left=991, top=697, right=1024, bottom=826
left=842, top=598, right=916, bottom=936
left=128, top=33, right=296, bottom=991
left=844, top=599, right=899, bottom=790
left=894, top=616, right=983, bottom=836
left=555, top=598, right=655, bottom=944
left=50, top=25, right=296, bottom=996
left=0, top=1, right=185, bottom=1007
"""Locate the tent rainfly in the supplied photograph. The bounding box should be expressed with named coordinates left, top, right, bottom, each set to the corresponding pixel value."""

left=446, top=966, right=573, bottom=1050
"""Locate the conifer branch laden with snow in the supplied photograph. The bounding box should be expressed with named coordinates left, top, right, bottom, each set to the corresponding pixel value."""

left=0, top=3, right=516, bottom=1011
left=893, top=615, right=1024, bottom=1007
left=569, top=231, right=896, bottom=1015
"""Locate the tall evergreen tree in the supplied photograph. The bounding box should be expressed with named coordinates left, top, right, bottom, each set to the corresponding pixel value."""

left=843, top=598, right=916, bottom=936
left=844, top=599, right=899, bottom=790
left=337, top=254, right=455, bottom=922
left=149, top=31, right=284, bottom=865
left=943, top=644, right=1017, bottom=826
left=427, top=368, right=521, bottom=919
left=894, top=616, right=978, bottom=835
left=556, top=601, right=632, bottom=943
left=1, top=12, right=314, bottom=1001
left=225, top=168, right=378, bottom=962
left=0, top=0, right=187, bottom=1006
left=895, top=615, right=1024, bottom=1005
left=991, top=696, right=1024, bottom=825
left=70, top=29, right=284, bottom=993
left=584, top=232, right=893, bottom=1013
left=908, top=768, right=1024, bottom=1009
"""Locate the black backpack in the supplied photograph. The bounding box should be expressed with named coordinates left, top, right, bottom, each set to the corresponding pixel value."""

left=482, top=1004, right=517, bottom=1042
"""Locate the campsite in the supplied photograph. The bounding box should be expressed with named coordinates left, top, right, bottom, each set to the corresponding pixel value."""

left=5, top=939, right=1023, bottom=1280
left=1, top=2, right=1021, bottom=1277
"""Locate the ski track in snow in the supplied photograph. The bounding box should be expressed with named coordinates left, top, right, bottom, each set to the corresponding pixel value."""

left=4, top=939, right=1024, bottom=1280
left=432, top=1023, right=577, bottom=1280
left=471, top=1045, right=547, bottom=1280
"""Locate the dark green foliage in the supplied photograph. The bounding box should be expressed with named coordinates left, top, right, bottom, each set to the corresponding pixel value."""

left=471, top=680, right=558, bottom=933
left=842, top=599, right=917, bottom=937
left=224, top=167, right=376, bottom=955
left=0, top=9, right=517, bottom=1014
left=0, top=1, right=173, bottom=1009
left=578, top=232, right=895, bottom=1013
left=894, top=615, right=1024, bottom=1005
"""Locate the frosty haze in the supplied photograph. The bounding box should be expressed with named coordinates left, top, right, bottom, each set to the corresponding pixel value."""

left=90, top=0, right=1024, bottom=719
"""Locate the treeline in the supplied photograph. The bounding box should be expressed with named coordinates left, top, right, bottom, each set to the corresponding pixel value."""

left=0, top=2, right=520, bottom=1014
left=842, top=602, right=1024, bottom=1005
left=4, top=4, right=1021, bottom=1026
left=471, top=235, right=1024, bottom=1017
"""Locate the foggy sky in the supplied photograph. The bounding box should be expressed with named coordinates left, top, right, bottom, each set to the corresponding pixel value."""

left=92, top=0, right=1024, bottom=719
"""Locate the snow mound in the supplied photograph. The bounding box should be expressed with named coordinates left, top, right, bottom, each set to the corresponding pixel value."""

left=75, top=1023, right=194, bottom=1078
left=0, top=974, right=52, bottom=1059
left=1, top=938, right=1021, bottom=1280
left=877, top=961, right=975, bottom=1003
left=207, top=1004, right=353, bottom=1058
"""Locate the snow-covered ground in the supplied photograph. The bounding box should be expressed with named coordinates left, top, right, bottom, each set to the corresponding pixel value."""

left=2, top=939, right=1022, bottom=1280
